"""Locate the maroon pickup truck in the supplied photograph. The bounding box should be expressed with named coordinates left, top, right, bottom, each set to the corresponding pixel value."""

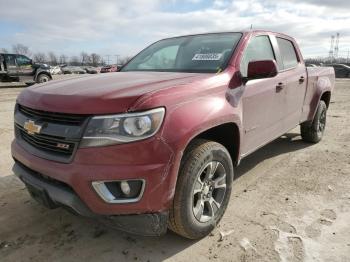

left=12, top=30, right=334, bottom=239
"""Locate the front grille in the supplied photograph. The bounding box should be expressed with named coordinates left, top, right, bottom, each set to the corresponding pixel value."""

left=18, top=104, right=87, bottom=125
left=15, top=104, right=89, bottom=163
left=17, top=124, right=76, bottom=156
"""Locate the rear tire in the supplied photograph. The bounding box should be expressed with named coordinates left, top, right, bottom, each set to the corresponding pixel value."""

left=300, top=100, right=327, bottom=143
left=168, top=139, right=233, bottom=239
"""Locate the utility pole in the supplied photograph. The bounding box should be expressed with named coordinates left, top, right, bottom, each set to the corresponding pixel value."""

left=329, top=35, right=335, bottom=63
left=114, top=54, right=120, bottom=65
left=334, top=33, right=340, bottom=62
left=105, top=55, right=111, bottom=65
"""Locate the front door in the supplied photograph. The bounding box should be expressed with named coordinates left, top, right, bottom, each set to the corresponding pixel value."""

left=16, top=54, right=35, bottom=82
left=240, top=35, right=287, bottom=156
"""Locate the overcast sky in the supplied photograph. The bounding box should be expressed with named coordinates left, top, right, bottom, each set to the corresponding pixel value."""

left=0, top=0, right=349, bottom=59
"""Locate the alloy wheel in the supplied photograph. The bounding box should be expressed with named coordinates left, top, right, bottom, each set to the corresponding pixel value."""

left=192, top=161, right=227, bottom=223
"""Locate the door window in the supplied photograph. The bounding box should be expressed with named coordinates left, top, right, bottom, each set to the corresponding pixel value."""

left=276, top=38, right=298, bottom=70
left=240, top=36, right=275, bottom=77
left=4, top=55, right=16, bottom=67
left=16, top=55, right=32, bottom=66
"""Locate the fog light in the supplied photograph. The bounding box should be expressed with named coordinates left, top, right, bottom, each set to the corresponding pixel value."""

left=120, top=181, right=131, bottom=195
left=92, top=179, right=145, bottom=203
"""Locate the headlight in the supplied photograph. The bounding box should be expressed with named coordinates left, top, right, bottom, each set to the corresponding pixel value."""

left=80, top=107, right=165, bottom=147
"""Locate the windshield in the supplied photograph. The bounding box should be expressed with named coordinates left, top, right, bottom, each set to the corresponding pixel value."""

left=121, top=33, right=242, bottom=73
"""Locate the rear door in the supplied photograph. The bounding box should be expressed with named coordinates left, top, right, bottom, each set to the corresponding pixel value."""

left=16, top=54, right=35, bottom=82
left=240, top=35, right=288, bottom=155
left=273, top=36, right=307, bottom=129
left=0, top=55, right=6, bottom=80
left=3, top=54, right=18, bottom=77
left=0, top=55, right=4, bottom=71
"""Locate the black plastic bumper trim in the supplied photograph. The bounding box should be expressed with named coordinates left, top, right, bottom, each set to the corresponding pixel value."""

left=12, top=162, right=97, bottom=217
left=12, top=162, right=169, bottom=236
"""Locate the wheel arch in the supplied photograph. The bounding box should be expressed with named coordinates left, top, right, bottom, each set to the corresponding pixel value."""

left=181, top=122, right=241, bottom=167
left=320, top=91, right=331, bottom=108
left=35, top=71, right=52, bottom=82
left=306, top=75, right=334, bottom=121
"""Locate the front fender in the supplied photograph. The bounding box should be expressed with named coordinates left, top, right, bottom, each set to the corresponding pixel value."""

left=160, top=93, right=242, bottom=152
left=149, top=93, right=242, bottom=208
left=35, top=69, right=52, bottom=82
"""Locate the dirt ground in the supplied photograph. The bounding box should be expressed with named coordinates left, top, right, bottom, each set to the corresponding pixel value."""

left=0, top=78, right=349, bottom=262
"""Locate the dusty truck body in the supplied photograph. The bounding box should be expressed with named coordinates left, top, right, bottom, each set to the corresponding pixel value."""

left=12, top=30, right=334, bottom=239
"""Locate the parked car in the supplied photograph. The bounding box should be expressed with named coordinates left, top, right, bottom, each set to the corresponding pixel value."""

left=325, top=64, right=350, bottom=78
left=100, top=64, right=118, bottom=73
left=49, top=66, right=62, bottom=75
left=306, top=63, right=318, bottom=67
left=84, top=66, right=99, bottom=74
left=12, top=31, right=334, bottom=239
left=61, top=66, right=86, bottom=74
left=0, top=53, right=52, bottom=84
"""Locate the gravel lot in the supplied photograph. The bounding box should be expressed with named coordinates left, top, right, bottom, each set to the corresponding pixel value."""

left=0, top=78, right=349, bottom=262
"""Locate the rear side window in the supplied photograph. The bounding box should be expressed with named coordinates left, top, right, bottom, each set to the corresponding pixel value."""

left=276, top=38, right=298, bottom=69
left=240, top=35, right=275, bottom=77
left=4, top=55, right=16, bottom=67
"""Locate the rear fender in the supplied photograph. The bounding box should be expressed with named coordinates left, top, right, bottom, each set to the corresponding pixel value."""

left=307, top=76, right=333, bottom=121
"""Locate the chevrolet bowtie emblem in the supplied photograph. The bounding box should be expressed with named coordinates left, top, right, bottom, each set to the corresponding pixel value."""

left=24, top=120, right=42, bottom=135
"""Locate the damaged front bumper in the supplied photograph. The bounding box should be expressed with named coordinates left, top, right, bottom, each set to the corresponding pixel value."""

left=12, top=161, right=168, bottom=236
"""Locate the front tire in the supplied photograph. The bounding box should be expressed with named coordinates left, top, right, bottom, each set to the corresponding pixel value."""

left=300, top=100, right=327, bottom=143
left=36, top=74, right=50, bottom=83
left=169, top=139, right=233, bottom=239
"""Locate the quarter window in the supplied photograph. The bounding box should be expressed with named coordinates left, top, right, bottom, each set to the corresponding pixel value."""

left=276, top=38, right=298, bottom=69
left=240, top=36, right=275, bottom=77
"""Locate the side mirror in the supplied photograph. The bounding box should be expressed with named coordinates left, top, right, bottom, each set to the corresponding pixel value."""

left=246, top=60, right=278, bottom=81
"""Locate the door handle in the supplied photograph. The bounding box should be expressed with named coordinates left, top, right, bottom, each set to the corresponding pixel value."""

left=276, top=82, right=285, bottom=92
left=299, top=76, right=305, bottom=84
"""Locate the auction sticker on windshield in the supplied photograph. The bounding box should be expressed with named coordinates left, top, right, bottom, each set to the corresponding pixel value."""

left=192, top=53, right=223, bottom=61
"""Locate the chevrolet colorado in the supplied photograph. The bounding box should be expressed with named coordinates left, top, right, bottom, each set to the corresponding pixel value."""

left=12, top=31, right=335, bottom=239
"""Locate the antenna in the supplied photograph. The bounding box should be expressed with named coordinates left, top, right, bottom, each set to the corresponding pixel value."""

left=114, top=54, right=120, bottom=65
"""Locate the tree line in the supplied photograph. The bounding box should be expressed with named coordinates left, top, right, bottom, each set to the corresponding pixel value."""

left=0, top=44, right=131, bottom=67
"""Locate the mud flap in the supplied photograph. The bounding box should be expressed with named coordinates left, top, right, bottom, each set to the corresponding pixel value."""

left=101, top=212, right=169, bottom=237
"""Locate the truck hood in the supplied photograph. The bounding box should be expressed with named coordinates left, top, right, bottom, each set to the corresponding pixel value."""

left=17, top=72, right=211, bottom=114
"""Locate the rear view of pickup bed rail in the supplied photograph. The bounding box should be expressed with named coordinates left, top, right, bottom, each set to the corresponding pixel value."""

left=12, top=30, right=334, bottom=239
